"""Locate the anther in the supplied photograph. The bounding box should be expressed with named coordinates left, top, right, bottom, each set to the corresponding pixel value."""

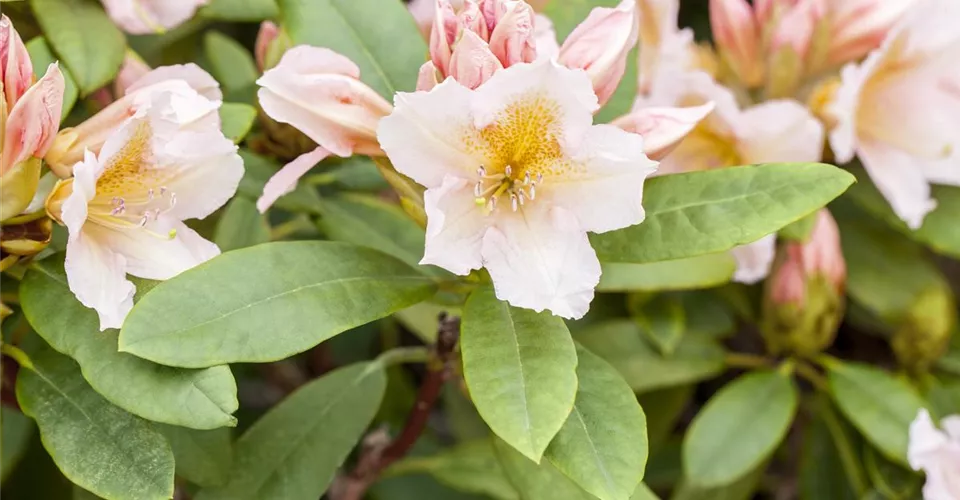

left=477, top=166, right=486, bottom=177
left=537, top=172, right=543, bottom=183
left=138, top=214, right=149, bottom=227
left=518, top=189, right=526, bottom=205
left=489, top=196, right=498, bottom=210
left=111, top=205, right=125, bottom=216
left=524, top=172, right=531, bottom=184
left=510, top=193, right=518, bottom=211
left=160, top=186, right=167, bottom=195
left=147, top=188, right=154, bottom=200
left=529, top=183, right=536, bottom=200
left=505, top=165, right=513, bottom=177
left=474, top=181, right=483, bottom=197
left=169, top=193, right=177, bottom=208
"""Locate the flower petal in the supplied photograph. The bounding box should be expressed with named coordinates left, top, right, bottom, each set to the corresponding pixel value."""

left=421, top=175, right=490, bottom=274
left=735, top=99, right=825, bottom=163
left=416, top=61, right=440, bottom=92
left=125, top=62, right=221, bottom=101
left=101, top=0, right=208, bottom=35
left=909, top=409, right=950, bottom=471
left=91, top=219, right=220, bottom=281
left=257, top=147, right=331, bottom=213
left=534, top=14, right=560, bottom=61
left=481, top=204, right=600, bottom=319
left=731, top=234, right=776, bottom=284
left=859, top=139, right=938, bottom=230
left=156, top=128, right=244, bottom=221
left=1, top=63, right=64, bottom=171
left=448, top=30, right=503, bottom=90
left=64, top=227, right=136, bottom=330
left=60, top=150, right=101, bottom=241
left=611, top=102, right=715, bottom=160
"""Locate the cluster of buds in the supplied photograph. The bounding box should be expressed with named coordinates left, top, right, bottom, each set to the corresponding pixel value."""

left=0, top=16, right=64, bottom=270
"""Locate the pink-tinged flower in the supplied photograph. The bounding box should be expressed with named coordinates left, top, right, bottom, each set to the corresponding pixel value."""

left=710, top=0, right=764, bottom=86
left=44, top=63, right=220, bottom=177
left=611, top=102, right=715, bottom=160
left=100, top=0, right=210, bottom=35
left=44, top=84, right=243, bottom=330
left=417, top=61, right=441, bottom=91
left=556, top=0, right=638, bottom=107
left=449, top=30, right=503, bottom=89
left=825, top=0, right=917, bottom=67
left=377, top=60, right=657, bottom=318
left=255, top=21, right=280, bottom=71
left=114, top=52, right=152, bottom=97
left=408, top=0, right=440, bottom=38
left=533, top=14, right=560, bottom=61
left=486, top=0, right=537, bottom=67
left=770, top=0, right=826, bottom=61
left=909, top=409, right=960, bottom=500
left=635, top=0, right=696, bottom=95
left=255, top=46, right=392, bottom=212
left=828, top=0, right=960, bottom=229
left=643, top=71, right=824, bottom=282
left=0, top=15, right=33, bottom=112
left=768, top=210, right=845, bottom=306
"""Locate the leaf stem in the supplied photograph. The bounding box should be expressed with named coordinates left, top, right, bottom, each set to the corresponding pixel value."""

left=794, top=360, right=829, bottom=391
left=724, top=352, right=773, bottom=369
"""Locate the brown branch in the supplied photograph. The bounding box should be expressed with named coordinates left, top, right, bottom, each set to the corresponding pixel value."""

left=331, top=314, right=460, bottom=500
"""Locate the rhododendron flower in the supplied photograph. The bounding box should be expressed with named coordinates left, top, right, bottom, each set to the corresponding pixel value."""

left=114, top=52, right=152, bottom=96
left=611, top=102, right=716, bottom=160
left=829, top=0, right=960, bottom=229
left=378, top=60, right=657, bottom=318
left=909, top=409, right=960, bottom=500
left=825, top=0, right=917, bottom=67
left=710, top=0, right=763, bottom=86
left=636, top=0, right=696, bottom=95
left=255, top=46, right=393, bottom=212
left=100, top=0, right=209, bottom=35
left=641, top=71, right=824, bottom=282
left=44, top=82, right=243, bottom=330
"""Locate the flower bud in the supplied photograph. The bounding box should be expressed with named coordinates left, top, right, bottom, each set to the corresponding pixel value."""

left=769, top=0, right=825, bottom=63
left=487, top=0, right=537, bottom=67
left=826, top=0, right=915, bottom=67
left=709, top=0, right=763, bottom=87
left=760, top=209, right=846, bottom=356
left=891, top=286, right=957, bottom=374
left=1, top=15, right=33, bottom=111
left=416, top=61, right=440, bottom=91
left=114, top=52, right=152, bottom=97
left=449, top=30, right=503, bottom=89
left=557, top=0, right=638, bottom=106
left=255, top=21, right=291, bottom=72
left=430, top=0, right=461, bottom=76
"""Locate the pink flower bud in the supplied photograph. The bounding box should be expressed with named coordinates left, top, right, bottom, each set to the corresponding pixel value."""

left=449, top=30, right=503, bottom=89
left=255, top=21, right=280, bottom=72
left=826, top=0, right=915, bottom=67
left=557, top=0, right=638, bottom=106
left=114, top=52, right=152, bottom=97
left=709, top=0, right=763, bottom=86
left=0, top=15, right=34, bottom=112
left=100, top=0, right=210, bottom=35
left=461, top=0, right=489, bottom=40
left=611, top=102, right=715, bottom=160
left=770, top=0, right=825, bottom=61
left=430, top=0, right=461, bottom=76
left=770, top=210, right=845, bottom=306
left=417, top=61, right=440, bottom=91
left=487, top=0, right=537, bottom=67
left=2, top=64, right=65, bottom=175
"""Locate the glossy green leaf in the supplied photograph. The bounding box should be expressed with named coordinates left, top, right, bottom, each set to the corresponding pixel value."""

left=30, top=0, right=125, bottom=94
left=278, top=0, right=426, bottom=97
left=671, top=462, right=767, bottom=500
left=16, top=348, right=174, bottom=500
left=196, top=362, right=386, bottom=500
left=630, top=294, right=686, bottom=356
left=317, top=156, right=390, bottom=191
left=683, top=371, right=798, bottom=487
left=779, top=212, right=817, bottom=242
left=574, top=320, right=725, bottom=393
left=158, top=425, right=232, bottom=488
left=201, top=0, right=278, bottom=21
left=493, top=436, right=595, bottom=500
left=388, top=440, right=519, bottom=500
left=119, top=241, right=437, bottom=367
left=591, top=164, right=855, bottom=263
left=204, top=31, right=258, bottom=101
left=631, top=483, right=661, bottom=500
left=237, top=150, right=322, bottom=214
left=545, top=345, right=648, bottom=500
left=826, top=361, right=926, bottom=466
left=19, top=255, right=238, bottom=429
left=598, top=253, right=736, bottom=292
left=461, top=287, right=579, bottom=462
left=25, top=36, right=78, bottom=121
left=799, top=399, right=864, bottom=500
left=213, top=197, right=270, bottom=252
left=1, top=407, right=34, bottom=481
left=639, top=385, right=694, bottom=455
left=219, top=102, right=257, bottom=144
left=863, top=446, right=922, bottom=500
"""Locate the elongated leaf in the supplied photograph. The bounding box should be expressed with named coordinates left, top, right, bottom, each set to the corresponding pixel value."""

left=461, top=287, right=579, bottom=462
left=630, top=294, right=685, bottom=356
left=19, top=255, right=238, bottom=429
left=120, top=241, right=437, bottom=367
left=639, top=386, right=694, bottom=455
left=598, top=253, right=736, bottom=292
left=204, top=31, right=258, bottom=101
left=25, top=37, right=78, bottom=121
left=196, top=362, right=386, bottom=500
left=545, top=345, right=648, bottom=500
left=16, top=348, right=174, bottom=500
left=671, top=462, right=767, bottom=500
left=826, top=361, right=925, bottom=465
left=493, top=436, right=595, bottom=500
left=1, top=407, right=34, bottom=481
left=219, top=102, right=257, bottom=144
left=682, top=371, right=798, bottom=487
left=30, top=0, right=125, bottom=94
left=279, top=0, right=426, bottom=97
left=213, top=197, right=270, bottom=251
left=237, top=150, right=322, bottom=214
left=158, top=426, right=232, bottom=488
left=574, top=320, right=725, bottom=393
left=799, top=399, right=864, bottom=500
left=591, top=164, right=855, bottom=263
left=388, top=440, right=519, bottom=500
left=201, top=0, right=278, bottom=21
left=631, top=483, right=661, bottom=500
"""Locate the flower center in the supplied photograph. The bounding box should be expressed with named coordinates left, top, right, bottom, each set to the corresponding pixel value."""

left=473, top=164, right=543, bottom=212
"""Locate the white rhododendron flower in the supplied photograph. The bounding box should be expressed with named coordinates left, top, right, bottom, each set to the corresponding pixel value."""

left=100, top=0, right=209, bottom=35
left=909, top=409, right=960, bottom=500
left=378, top=60, right=657, bottom=318
left=46, top=81, right=243, bottom=330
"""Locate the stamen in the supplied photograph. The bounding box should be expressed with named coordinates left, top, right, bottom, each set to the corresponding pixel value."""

left=510, top=193, right=518, bottom=211
left=138, top=214, right=149, bottom=227
left=505, top=165, right=513, bottom=177
left=518, top=188, right=526, bottom=205
left=169, top=193, right=177, bottom=208
left=160, top=186, right=167, bottom=195
left=477, top=166, right=486, bottom=177
left=529, top=183, right=536, bottom=200
left=111, top=205, right=126, bottom=216
left=147, top=188, right=154, bottom=200
left=537, top=172, right=543, bottom=183
left=489, top=196, right=497, bottom=210
left=524, top=172, right=531, bottom=184
left=474, top=181, right=483, bottom=197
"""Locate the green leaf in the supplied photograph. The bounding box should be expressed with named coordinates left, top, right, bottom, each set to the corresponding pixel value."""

left=278, top=0, right=427, bottom=97
left=545, top=345, right=648, bottom=500
left=826, top=361, right=925, bottom=466
left=598, top=253, right=736, bottom=292
left=196, top=362, right=386, bottom=500
left=19, top=255, right=238, bottom=429
left=493, top=436, right=596, bottom=500
left=543, top=0, right=620, bottom=39
left=25, top=36, right=78, bottom=121
left=16, top=347, right=174, bottom=500
left=638, top=385, right=694, bottom=455
left=461, top=287, right=579, bottom=462
left=630, top=294, right=686, bottom=356
left=30, top=0, right=125, bottom=95
left=574, top=320, right=725, bottom=393
left=201, top=0, right=278, bottom=21
left=158, top=426, right=232, bottom=488
left=779, top=212, right=818, bottom=242
left=389, top=440, right=519, bottom=500
left=119, top=241, right=437, bottom=367
left=670, top=462, right=767, bottom=500
left=799, top=399, right=864, bottom=500
left=213, top=197, right=270, bottom=252
left=204, top=31, right=258, bottom=101
left=317, top=156, right=390, bottom=191
left=682, top=370, right=798, bottom=487
left=1, top=407, right=34, bottom=481
left=219, top=102, right=257, bottom=144
left=237, top=150, right=323, bottom=214
left=591, top=163, right=855, bottom=263
left=862, top=446, right=922, bottom=500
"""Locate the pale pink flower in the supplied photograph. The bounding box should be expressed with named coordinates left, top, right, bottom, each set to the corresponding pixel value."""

left=377, top=60, right=657, bottom=318
left=255, top=46, right=392, bottom=212
left=0, top=15, right=33, bottom=112
left=828, top=0, right=960, bottom=229
left=635, top=0, right=696, bottom=96
left=100, top=0, right=209, bottom=35
left=255, top=21, right=280, bottom=72
left=533, top=14, right=560, bottom=61
left=486, top=0, right=537, bottom=67
left=768, top=209, right=845, bottom=306
left=770, top=0, right=826, bottom=61
left=909, top=409, right=960, bottom=500
left=825, top=0, right=917, bottom=67
left=710, top=0, right=763, bottom=85
left=611, top=103, right=715, bottom=160
left=114, top=52, right=152, bottom=97
left=449, top=30, right=503, bottom=89
left=45, top=83, right=243, bottom=330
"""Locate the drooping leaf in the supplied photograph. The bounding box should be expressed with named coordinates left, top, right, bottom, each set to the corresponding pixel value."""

left=29, top=0, right=125, bottom=94
left=591, top=164, right=855, bottom=263
left=201, top=0, right=278, bottom=21
left=204, top=31, right=258, bottom=102
left=19, top=255, right=239, bottom=429
left=158, top=425, right=232, bottom=488
left=598, top=253, right=736, bottom=292
left=237, top=150, right=323, bottom=214
left=16, top=348, right=175, bottom=500
left=119, top=241, right=437, bottom=367
left=278, top=0, right=426, bottom=97
left=682, top=370, right=798, bottom=487
left=799, top=398, right=865, bottom=500
left=461, top=287, right=579, bottom=462
left=493, top=436, right=596, bottom=500
left=826, top=360, right=926, bottom=466
left=388, top=440, right=519, bottom=500
left=574, top=320, right=725, bottom=393
left=219, top=102, right=257, bottom=144
left=545, top=345, right=648, bottom=500
left=213, top=197, right=271, bottom=252
left=196, top=362, right=386, bottom=500
left=25, top=36, right=79, bottom=121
